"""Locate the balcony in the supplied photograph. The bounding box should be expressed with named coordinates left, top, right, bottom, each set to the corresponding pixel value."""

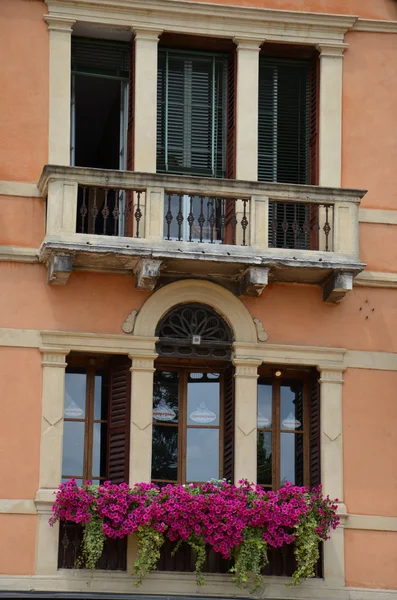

left=38, top=166, right=366, bottom=302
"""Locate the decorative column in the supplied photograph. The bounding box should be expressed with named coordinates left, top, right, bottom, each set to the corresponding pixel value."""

left=317, top=44, right=348, bottom=188
left=44, top=16, right=75, bottom=165
left=128, top=353, right=157, bottom=484
left=35, top=349, right=69, bottom=575
left=133, top=28, right=163, bottom=173
left=318, top=365, right=347, bottom=586
left=232, top=358, right=261, bottom=483
left=234, top=38, right=263, bottom=181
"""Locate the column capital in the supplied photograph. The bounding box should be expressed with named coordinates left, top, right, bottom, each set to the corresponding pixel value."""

left=43, top=15, right=75, bottom=33
left=317, top=364, right=345, bottom=384
left=233, top=357, right=261, bottom=378
left=40, top=348, right=69, bottom=368
left=129, top=353, right=158, bottom=373
left=132, top=27, right=163, bottom=42
left=234, top=37, right=264, bottom=51
left=316, top=43, right=348, bottom=58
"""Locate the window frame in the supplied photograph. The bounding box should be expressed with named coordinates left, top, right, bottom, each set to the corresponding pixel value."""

left=152, top=360, right=227, bottom=485
left=62, top=358, right=109, bottom=483
left=257, top=367, right=312, bottom=491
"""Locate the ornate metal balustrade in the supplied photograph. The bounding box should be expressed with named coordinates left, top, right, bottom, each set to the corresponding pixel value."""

left=39, top=166, right=365, bottom=301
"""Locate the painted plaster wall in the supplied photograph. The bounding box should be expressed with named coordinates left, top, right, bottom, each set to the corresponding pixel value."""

left=0, top=515, right=37, bottom=575
left=345, top=530, right=397, bottom=590
left=0, top=1, right=48, bottom=183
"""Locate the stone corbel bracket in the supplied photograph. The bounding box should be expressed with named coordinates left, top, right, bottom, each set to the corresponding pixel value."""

left=133, top=258, right=162, bottom=291
left=47, top=254, right=73, bottom=285
left=239, top=266, right=269, bottom=297
left=323, top=272, right=353, bottom=303
left=122, top=309, right=139, bottom=334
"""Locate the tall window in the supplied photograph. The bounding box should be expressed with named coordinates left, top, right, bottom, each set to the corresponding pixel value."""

left=157, top=49, right=228, bottom=178
left=258, top=54, right=318, bottom=250
left=257, top=369, right=320, bottom=490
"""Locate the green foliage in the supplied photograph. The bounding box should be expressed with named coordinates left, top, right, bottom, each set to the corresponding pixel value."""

left=231, top=527, right=268, bottom=592
left=187, top=535, right=207, bottom=586
left=133, top=527, right=165, bottom=586
left=78, top=515, right=106, bottom=570
left=289, top=514, right=320, bottom=586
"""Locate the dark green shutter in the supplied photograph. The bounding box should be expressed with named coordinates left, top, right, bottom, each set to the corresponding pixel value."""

left=71, top=37, right=130, bottom=79
left=223, top=365, right=235, bottom=483
left=157, top=49, right=227, bottom=178
left=309, top=373, right=321, bottom=489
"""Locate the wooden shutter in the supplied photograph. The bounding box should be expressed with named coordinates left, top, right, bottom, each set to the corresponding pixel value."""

left=309, top=54, right=320, bottom=249
left=226, top=49, right=236, bottom=179
left=309, top=372, right=321, bottom=489
left=107, top=356, right=131, bottom=484
left=157, top=49, right=228, bottom=177
left=223, top=364, right=235, bottom=483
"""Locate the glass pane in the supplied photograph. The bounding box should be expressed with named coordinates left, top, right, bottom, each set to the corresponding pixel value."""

left=280, top=381, right=304, bottom=430
left=280, top=432, right=304, bottom=487
left=257, top=431, right=272, bottom=486
left=186, top=428, right=219, bottom=482
left=153, top=371, right=179, bottom=423
left=257, top=381, right=272, bottom=428
left=94, top=375, right=107, bottom=420
left=64, top=373, right=86, bottom=418
left=187, top=373, right=220, bottom=426
left=92, top=422, right=107, bottom=479
left=62, top=421, right=85, bottom=477
left=152, top=425, right=178, bottom=481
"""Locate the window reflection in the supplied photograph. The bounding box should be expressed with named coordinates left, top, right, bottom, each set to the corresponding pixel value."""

left=280, top=382, right=303, bottom=430
left=257, top=431, right=272, bottom=486
left=64, top=373, right=86, bottom=418
left=187, top=373, right=219, bottom=426
left=257, top=381, right=272, bottom=428
left=280, top=432, right=304, bottom=487
left=62, top=421, right=85, bottom=477
left=186, top=428, right=219, bottom=482
left=152, top=426, right=178, bottom=481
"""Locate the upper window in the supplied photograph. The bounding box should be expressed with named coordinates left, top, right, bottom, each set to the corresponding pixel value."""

left=157, top=49, right=228, bottom=178
left=258, top=56, right=316, bottom=185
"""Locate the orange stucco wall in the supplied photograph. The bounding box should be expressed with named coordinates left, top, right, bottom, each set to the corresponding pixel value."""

left=0, top=196, right=45, bottom=248
left=345, top=530, right=397, bottom=590
left=0, top=0, right=48, bottom=183
left=0, top=515, right=36, bottom=575
left=343, top=32, right=397, bottom=210
left=0, top=348, right=42, bottom=499
left=194, top=0, right=397, bottom=20
left=343, top=369, right=397, bottom=517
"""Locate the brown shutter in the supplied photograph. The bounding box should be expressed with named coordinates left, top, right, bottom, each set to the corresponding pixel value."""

left=224, top=49, right=237, bottom=245
left=309, top=54, right=320, bottom=249
left=223, top=364, right=235, bottom=483
left=107, top=356, right=131, bottom=484
left=126, top=38, right=135, bottom=172
left=309, top=371, right=321, bottom=489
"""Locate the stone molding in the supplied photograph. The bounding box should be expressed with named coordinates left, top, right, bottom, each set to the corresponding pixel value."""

left=45, top=0, right=358, bottom=46
left=0, top=181, right=40, bottom=197
left=0, top=246, right=39, bottom=263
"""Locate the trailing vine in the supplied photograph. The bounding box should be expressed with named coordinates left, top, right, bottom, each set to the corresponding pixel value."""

left=231, top=527, right=268, bottom=592
left=77, top=514, right=106, bottom=570
left=290, top=513, right=320, bottom=585
left=133, top=527, right=165, bottom=586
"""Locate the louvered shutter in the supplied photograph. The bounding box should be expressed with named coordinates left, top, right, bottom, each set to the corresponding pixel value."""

left=259, top=57, right=314, bottom=249
left=223, top=365, right=235, bottom=483
left=226, top=49, right=236, bottom=179
left=309, top=373, right=321, bottom=489
left=107, top=357, right=131, bottom=484
left=309, top=55, right=320, bottom=248
left=157, top=49, right=227, bottom=177
left=71, top=37, right=130, bottom=78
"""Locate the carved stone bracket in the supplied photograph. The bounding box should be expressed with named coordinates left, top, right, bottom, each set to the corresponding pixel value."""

left=122, top=309, right=139, bottom=334
left=238, top=266, right=269, bottom=297
left=323, top=272, right=353, bottom=303
left=47, top=255, right=73, bottom=285
left=133, top=258, right=162, bottom=291
left=253, top=317, right=268, bottom=342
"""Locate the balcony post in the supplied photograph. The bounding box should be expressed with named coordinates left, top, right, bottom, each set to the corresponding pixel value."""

left=251, top=195, right=269, bottom=249
left=232, top=357, right=261, bottom=484
left=317, top=44, right=347, bottom=188
left=46, top=179, right=78, bottom=236
left=233, top=38, right=263, bottom=181
left=133, top=28, right=163, bottom=173
left=145, top=187, right=165, bottom=241
left=333, top=201, right=359, bottom=256
left=44, top=16, right=75, bottom=165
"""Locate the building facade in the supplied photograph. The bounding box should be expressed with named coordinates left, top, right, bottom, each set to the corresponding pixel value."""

left=1, top=0, right=397, bottom=597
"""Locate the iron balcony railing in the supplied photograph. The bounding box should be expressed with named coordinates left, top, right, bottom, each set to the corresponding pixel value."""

left=39, top=166, right=363, bottom=257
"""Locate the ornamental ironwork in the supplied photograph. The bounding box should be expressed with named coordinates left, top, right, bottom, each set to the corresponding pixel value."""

left=156, top=303, right=233, bottom=360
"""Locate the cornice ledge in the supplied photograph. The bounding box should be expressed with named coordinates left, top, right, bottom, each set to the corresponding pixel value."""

left=354, top=18, right=397, bottom=33
left=0, top=246, right=39, bottom=264
left=43, top=14, right=76, bottom=31
left=45, top=0, right=359, bottom=39
left=354, top=271, right=397, bottom=289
